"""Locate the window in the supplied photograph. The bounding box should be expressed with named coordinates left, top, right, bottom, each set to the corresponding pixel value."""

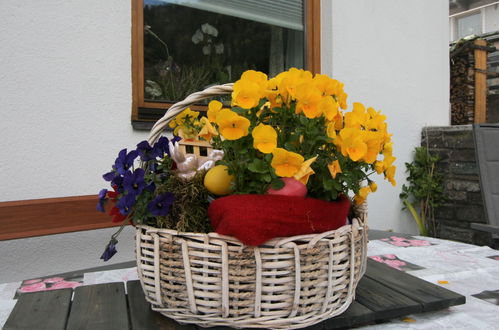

left=456, top=11, right=482, bottom=39
left=132, top=0, right=320, bottom=129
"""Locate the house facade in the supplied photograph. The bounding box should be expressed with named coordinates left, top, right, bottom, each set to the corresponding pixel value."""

left=0, top=0, right=450, bottom=282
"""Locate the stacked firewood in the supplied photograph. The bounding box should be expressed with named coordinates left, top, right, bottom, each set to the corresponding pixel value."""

left=450, top=49, right=475, bottom=125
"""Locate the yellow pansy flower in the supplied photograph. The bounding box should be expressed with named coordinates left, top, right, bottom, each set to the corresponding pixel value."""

left=313, top=74, right=339, bottom=96
left=326, top=121, right=337, bottom=139
left=294, top=156, right=317, bottom=185
left=319, top=96, right=340, bottom=121
left=232, top=80, right=263, bottom=109
left=276, top=67, right=313, bottom=102
left=354, top=186, right=371, bottom=205
left=338, top=128, right=368, bottom=162
left=363, top=132, right=384, bottom=164
left=369, top=181, right=378, bottom=192
left=198, top=117, right=218, bottom=142
left=328, top=160, right=342, bottom=179
left=344, top=102, right=369, bottom=129
left=170, top=108, right=199, bottom=127
left=241, top=70, right=268, bottom=86
left=216, top=108, right=251, bottom=140
left=207, top=100, right=223, bottom=122
left=252, top=123, right=277, bottom=154
left=385, top=165, right=397, bottom=186
left=295, top=84, right=322, bottom=118
left=271, top=148, right=305, bottom=177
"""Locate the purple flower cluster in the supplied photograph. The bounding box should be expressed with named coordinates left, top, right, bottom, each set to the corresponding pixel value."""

left=97, top=136, right=180, bottom=261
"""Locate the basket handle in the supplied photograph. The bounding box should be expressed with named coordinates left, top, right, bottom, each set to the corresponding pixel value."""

left=147, top=83, right=234, bottom=145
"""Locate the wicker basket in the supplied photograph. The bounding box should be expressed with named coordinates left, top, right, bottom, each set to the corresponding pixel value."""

left=135, top=84, right=369, bottom=329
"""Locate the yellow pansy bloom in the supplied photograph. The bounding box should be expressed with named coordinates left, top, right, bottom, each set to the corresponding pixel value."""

left=313, top=74, right=339, bottom=96
left=232, top=80, right=263, bottom=109
left=319, top=96, right=340, bottom=121
left=328, top=160, right=342, bottom=179
left=216, top=109, right=251, bottom=140
left=198, top=117, right=218, bottom=142
left=385, top=165, right=397, bottom=186
left=171, top=108, right=199, bottom=127
left=271, top=148, right=305, bottom=177
left=366, top=107, right=387, bottom=131
left=276, top=67, right=313, bottom=102
left=252, top=123, right=277, bottom=154
left=295, top=84, right=323, bottom=118
left=326, top=121, right=337, bottom=139
left=344, top=102, right=369, bottom=129
left=207, top=100, right=223, bottom=122
left=374, top=160, right=385, bottom=174
left=294, top=156, right=317, bottom=185
left=363, top=132, right=384, bottom=164
left=354, top=186, right=371, bottom=205
left=241, top=70, right=268, bottom=86
left=369, top=181, right=378, bottom=192
left=339, top=128, right=368, bottom=162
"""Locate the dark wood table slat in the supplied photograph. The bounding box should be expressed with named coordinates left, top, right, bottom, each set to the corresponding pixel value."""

left=323, top=301, right=375, bottom=329
left=355, top=276, right=423, bottom=320
left=127, top=280, right=197, bottom=330
left=66, top=282, right=129, bottom=330
left=365, top=259, right=466, bottom=311
left=3, top=288, right=72, bottom=330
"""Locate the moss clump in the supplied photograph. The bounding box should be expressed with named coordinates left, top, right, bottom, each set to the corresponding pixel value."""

left=149, top=170, right=212, bottom=233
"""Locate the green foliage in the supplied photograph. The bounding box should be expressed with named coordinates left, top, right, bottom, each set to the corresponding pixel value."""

left=400, top=147, right=446, bottom=236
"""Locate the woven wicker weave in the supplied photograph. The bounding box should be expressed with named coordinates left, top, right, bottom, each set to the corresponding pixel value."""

left=136, top=84, right=369, bottom=329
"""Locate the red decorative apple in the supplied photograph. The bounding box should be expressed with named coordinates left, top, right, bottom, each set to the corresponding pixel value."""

left=267, top=178, right=307, bottom=197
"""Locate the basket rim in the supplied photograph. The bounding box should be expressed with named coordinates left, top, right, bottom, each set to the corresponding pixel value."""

left=136, top=216, right=367, bottom=249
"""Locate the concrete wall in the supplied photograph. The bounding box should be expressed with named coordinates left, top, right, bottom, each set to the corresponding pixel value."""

left=0, top=0, right=450, bottom=282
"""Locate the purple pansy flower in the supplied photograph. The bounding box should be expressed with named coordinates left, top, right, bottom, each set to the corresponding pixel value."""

left=154, top=136, right=171, bottom=157
left=115, top=149, right=139, bottom=175
left=137, top=141, right=159, bottom=161
left=111, top=175, right=125, bottom=193
left=148, top=192, right=175, bottom=216
left=116, top=193, right=136, bottom=215
left=100, top=239, right=118, bottom=261
left=123, top=168, right=146, bottom=196
left=96, top=189, right=108, bottom=212
left=102, top=170, right=117, bottom=182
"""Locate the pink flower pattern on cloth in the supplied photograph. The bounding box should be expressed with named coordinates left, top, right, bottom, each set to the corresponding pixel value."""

left=18, top=276, right=82, bottom=294
left=369, top=254, right=425, bottom=271
left=380, top=236, right=433, bottom=247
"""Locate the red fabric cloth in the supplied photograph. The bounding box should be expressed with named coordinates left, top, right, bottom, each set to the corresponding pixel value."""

left=208, top=194, right=350, bottom=246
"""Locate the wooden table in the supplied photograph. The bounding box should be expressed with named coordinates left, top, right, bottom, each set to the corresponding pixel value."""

left=4, top=259, right=465, bottom=330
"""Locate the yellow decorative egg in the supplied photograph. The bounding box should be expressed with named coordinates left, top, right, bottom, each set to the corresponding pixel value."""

left=204, top=165, right=234, bottom=195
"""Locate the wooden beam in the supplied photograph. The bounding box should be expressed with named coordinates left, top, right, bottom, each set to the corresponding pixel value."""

left=474, top=39, right=488, bottom=123
left=306, top=0, right=321, bottom=74
left=0, top=195, right=122, bottom=241
left=131, top=0, right=144, bottom=122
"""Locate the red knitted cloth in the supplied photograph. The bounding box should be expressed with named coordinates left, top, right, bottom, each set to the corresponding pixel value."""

left=208, top=194, right=350, bottom=246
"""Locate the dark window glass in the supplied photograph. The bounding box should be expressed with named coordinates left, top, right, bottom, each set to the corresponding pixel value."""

left=143, top=0, right=305, bottom=102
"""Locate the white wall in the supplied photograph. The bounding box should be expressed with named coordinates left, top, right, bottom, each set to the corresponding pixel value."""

left=323, top=0, right=450, bottom=233
left=0, top=0, right=140, bottom=283
left=0, top=0, right=450, bottom=282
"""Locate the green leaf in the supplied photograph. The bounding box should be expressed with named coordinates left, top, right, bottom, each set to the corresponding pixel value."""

left=248, top=159, right=268, bottom=174
left=271, top=179, right=285, bottom=190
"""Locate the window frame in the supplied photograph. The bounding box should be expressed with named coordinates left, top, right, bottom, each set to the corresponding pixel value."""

left=131, top=0, right=321, bottom=128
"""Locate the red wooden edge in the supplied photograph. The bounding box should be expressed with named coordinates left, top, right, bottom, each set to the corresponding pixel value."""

left=0, top=195, right=123, bottom=241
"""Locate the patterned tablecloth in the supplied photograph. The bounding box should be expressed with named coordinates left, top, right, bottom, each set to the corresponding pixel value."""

left=1, top=233, right=498, bottom=329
